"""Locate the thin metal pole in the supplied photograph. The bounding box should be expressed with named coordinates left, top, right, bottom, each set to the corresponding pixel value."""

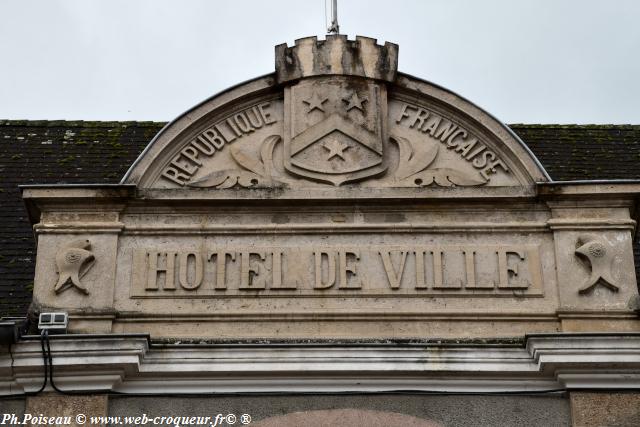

left=327, top=0, right=340, bottom=34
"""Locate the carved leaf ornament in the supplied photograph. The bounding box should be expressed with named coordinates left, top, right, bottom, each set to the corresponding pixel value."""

left=188, top=136, right=282, bottom=189
left=188, top=133, right=488, bottom=189
left=390, top=135, right=487, bottom=187
left=392, top=134, right=439, bottom=180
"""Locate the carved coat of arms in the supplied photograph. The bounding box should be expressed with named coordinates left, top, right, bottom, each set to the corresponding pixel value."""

left=283, top=77, right=388, bottom=185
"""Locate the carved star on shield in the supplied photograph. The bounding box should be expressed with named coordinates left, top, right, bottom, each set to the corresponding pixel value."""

left=284, top=79, right=387, bottom=186
left=343, top=92, right=368, bottom=112
left=303, top=92, right=328, bottom=113
left=323, top=139, right=350, bottom=160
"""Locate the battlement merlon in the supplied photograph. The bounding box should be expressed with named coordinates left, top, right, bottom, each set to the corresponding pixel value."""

left=275, top=35, right=399, bottom=84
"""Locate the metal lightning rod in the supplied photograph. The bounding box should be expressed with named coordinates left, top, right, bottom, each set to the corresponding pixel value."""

left=327, top=0, right=340, bottom=34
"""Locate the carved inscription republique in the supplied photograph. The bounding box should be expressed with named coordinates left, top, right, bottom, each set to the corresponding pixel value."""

left=131, top=244, right=543, bottom=297
left=161, top=102, right=277, bottom=185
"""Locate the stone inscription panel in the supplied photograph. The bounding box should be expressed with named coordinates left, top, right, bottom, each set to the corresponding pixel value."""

left=130, top=244, right=543, bottom=298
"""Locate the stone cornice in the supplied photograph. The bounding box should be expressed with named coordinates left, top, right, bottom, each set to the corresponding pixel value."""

left=2, top=333, right=640, bottom=396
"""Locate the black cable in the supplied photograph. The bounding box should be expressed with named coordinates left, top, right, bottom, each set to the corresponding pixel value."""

left=36, top=330, right=49, bottom=393
left=0, top=388, right=569, bottom=400
left=20, top=330, right=48, bottom=396
left=23, top=335, right=578, bottom=398
left=45, top=330, right=84, bottom=395
left=1, top=333, right=631, bottom=398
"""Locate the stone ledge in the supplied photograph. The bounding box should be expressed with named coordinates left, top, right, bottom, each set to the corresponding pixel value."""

left=2, top=334, right=640, bottom=395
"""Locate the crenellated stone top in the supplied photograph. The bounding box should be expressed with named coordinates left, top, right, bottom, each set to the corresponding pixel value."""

left=275, top=35, right=398, bottom=84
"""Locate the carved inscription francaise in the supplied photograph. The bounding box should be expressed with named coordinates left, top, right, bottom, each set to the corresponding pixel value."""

left=395, top=102, right=510, bottom=182
left=130, top=244, right=543, bottom=297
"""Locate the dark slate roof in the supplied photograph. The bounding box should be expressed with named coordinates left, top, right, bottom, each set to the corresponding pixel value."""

left=511, top=124, right=640, bottom=181
left=0, top=120, right=162, bottom=317
left=1, top=120, right=640, bottom=317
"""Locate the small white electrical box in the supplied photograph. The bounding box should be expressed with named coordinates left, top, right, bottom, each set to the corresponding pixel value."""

left=38, top=312, right=68, bottom=332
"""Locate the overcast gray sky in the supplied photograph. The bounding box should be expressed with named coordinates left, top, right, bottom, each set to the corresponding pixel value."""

left=1, top=0, right=638, bottom=123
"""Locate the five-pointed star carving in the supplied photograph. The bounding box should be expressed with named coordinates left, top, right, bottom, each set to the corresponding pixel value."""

left=303, top=92, right=328, bottom=112
left=323, top=139, right=350, bottom=161
left=343, top=92, right=368, bottom=112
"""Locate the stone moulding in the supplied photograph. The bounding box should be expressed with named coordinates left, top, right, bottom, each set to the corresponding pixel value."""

left=2, top=334, right=640, bottom=395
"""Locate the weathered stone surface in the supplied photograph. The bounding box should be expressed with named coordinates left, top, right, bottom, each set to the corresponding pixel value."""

left=25, top=394, right=107, bottom=427
left=252, top=409, right=440, bottom=427
left=275, top=35, right=398, bottom=84
left=0, top=398, right=25, bottom=417
left=108, top=395, right=571, bottom=427
left=570, top=392, right=640, bottom=427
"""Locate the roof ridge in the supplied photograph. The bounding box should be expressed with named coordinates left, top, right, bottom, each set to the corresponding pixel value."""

left=0, top=119, right=167, bottom=127
left=1, top=120, right=638, bottom=129
left=509, top=123, right=640, bottom=129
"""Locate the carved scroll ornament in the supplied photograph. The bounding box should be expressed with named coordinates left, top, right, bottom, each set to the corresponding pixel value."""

left=186, top=133, right=489, bottom=189
left=187, top=135, right=283, bottom=189
left=390, top=135, right=487, bottom=187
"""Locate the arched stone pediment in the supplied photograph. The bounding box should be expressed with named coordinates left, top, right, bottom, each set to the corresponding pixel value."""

left=122, top=36, right=548, bottom=195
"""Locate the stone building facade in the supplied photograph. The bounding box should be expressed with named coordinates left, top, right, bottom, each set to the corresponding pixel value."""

left=1, top=35, right=640, bottom=426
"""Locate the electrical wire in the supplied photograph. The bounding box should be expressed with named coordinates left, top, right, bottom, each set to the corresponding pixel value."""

left=11, top=330, right=49, bottom=397
left=4, top=335, right=571, bottom=398
left=44, top=331, right=85, bottom=395
left=5, top=334, right=633, bottom=398
left=6, top=334, right=572, bottom=398
left=33, top=330, right=49, bottom=394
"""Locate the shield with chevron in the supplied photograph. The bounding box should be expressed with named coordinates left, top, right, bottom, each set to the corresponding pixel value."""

left=283, top=77, right=388, bottom=186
